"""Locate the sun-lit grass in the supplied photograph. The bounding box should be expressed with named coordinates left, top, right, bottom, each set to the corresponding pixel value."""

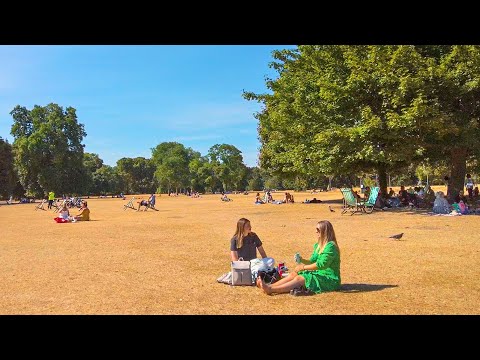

left=0, top=187, right=478, bottom=314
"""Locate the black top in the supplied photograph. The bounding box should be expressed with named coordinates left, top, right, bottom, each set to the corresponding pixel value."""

left=230, top=232, right=263, bottom=261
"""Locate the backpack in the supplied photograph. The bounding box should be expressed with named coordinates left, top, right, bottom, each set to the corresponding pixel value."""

left=231, top=258, right=253, bottom=286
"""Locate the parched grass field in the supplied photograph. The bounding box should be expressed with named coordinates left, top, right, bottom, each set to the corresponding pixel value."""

left=0, top=187, right=479, bottom=315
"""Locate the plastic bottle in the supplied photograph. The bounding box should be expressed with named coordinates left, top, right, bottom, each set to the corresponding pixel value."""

left=294, top=252, right=301, bottom=264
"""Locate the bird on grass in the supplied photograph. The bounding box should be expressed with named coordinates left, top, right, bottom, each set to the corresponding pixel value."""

left=388, top=233, right=404, bottom=240
left=329, top=206, right=335, bottom=213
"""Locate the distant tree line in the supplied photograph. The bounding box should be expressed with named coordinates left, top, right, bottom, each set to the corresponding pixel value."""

left=1, top=104, right=273, bottom=198
left=2, top=102, right=478, bottom=201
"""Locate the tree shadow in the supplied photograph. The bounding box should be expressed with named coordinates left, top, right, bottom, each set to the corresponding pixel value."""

left=301, top=199, right=344, bottom=205
left=374, top=207, right=433, bottom=216
left=339, top=283, right=398, bottom=293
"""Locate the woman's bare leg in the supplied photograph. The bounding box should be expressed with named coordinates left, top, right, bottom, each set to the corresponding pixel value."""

left=259, top=275, right=306, bottom=295
left=257, top=271, right=297, bottom=288
left=269, top=275, right=305, bottom=294
left=258, top=279, right=273, bottom=295
left=270, top=271, right=298, bottom=286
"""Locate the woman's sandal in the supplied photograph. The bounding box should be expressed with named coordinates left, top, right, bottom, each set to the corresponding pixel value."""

left=290, top=287, right=314, bottom=296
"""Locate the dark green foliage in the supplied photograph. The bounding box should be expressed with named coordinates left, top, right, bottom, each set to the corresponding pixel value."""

left=245, top=45, right=480, bottom=199
left=10, top=104, right=88, bottom=197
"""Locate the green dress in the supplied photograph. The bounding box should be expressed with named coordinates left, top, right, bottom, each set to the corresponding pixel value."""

left=299, top=241, right=341, bottom=294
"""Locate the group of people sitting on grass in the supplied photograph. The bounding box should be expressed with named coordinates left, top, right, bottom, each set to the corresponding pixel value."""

left=254, top=191, right=295, bottom=204
left=375, top=185, right=436, bottom=210
left=432, top=189, right=479, bottom=215
left=54, top=201, right=90, bottom=223
left=373, top=181, right=479, bottom=215
left=219, top=217, right=341, bottom=296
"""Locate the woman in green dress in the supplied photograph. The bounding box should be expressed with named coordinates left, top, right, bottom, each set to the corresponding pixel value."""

left=257, top=220, right=340, bottom=295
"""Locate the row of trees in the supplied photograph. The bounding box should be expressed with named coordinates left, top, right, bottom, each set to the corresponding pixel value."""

left=244, top=45, right=480, bottom=201
left=1, top=104, right=273, bottom=198
left=2, top=122, right=462, bottom=201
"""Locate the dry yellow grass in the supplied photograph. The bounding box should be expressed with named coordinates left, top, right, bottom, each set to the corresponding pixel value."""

left=1, top=187, right=479, bottom=314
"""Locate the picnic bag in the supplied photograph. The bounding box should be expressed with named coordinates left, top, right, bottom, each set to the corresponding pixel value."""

left=231, top=258, right=253, bottom=286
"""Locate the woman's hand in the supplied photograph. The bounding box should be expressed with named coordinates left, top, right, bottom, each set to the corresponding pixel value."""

left=294, top=264, right=306, bottom=273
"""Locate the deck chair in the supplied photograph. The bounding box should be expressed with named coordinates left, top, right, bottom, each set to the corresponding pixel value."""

left=123, top=197, right=136, bottom=210
left=53, top=199, right=66, bottom=213
left=340, top=188, right=365, bottom=215
left=363, top=187, right=380, bottom=214
left=35, top=199, right=47, bottom=211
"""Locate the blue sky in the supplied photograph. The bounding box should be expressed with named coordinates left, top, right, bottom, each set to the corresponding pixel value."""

left=0, top=45, right=295, bottom=167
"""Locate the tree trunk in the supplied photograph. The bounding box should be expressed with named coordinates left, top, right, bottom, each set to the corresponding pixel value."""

left=447, top=147, right=467, bottom=202
left=377, top=165, right=388, bottom=198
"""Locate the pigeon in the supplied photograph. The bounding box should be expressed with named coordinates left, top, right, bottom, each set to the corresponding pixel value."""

left=329, top=206, right=335, bottom=213
left=388, top=233, right=404, bottom=240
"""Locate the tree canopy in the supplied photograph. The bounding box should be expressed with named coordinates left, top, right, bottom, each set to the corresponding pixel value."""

left=10, top=104, right=88, bottom=197
left=0, top=137, right=16, bottom=198
left=245, top=45, right=480, bottom=198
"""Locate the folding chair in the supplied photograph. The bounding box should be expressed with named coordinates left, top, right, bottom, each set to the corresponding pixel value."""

left=35, top=199, right=47, bottom=211
left=123, top=197, right=136, bottom=210
left=340, top=188, right=365, bottom=215
left=363, top=187, right=380, bottom=214
left=53, top=199, right=67, bottom=213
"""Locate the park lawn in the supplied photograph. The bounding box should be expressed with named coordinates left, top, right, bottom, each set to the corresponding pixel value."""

left=0, top=187, right=478, bottom=314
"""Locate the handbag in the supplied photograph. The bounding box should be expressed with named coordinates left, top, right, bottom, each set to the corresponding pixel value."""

left=231, top=257, right=253, bottom=286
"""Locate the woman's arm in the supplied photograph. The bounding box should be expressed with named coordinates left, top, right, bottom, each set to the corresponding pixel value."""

left=314, top=244, right=337, bottom=270
left=299, top=257, right=313, bottom=265
left=292, top=254, right=314, bottom=272
left=257, top=245, right=267, bottom=258
left=231, top=251, right=239, bottom=261
left=295, top=262, right=316, bottom=272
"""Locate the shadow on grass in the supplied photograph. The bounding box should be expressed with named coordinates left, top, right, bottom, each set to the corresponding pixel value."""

left=367, top=207, right=431, bottom=216
left=300, top=199, right=344, bottom=205
left=339, top=283, right=398, bottom=293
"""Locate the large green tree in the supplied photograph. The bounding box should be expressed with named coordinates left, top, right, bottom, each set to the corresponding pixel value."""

left=83, top=152, right=104, bottom=195
left=188, top=154, right=216, bottom=193
left=0, top=137, right=16, bottom=198
left=151, top=142, right=195, bottom=194
left=208, top=144, right=247, bottom=191
left=245, top=45, right=480, bottom=198
left=415, top=45, right=480, bottom=200
left=83, top=153, right=104, bottom=174
left=10, top=104, right=89, bottom=197
left=91, top=165, right=124, bottom=195
left=117, top=157, right=156, bottom=194
left=246, top=166, right=264, bottom=191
